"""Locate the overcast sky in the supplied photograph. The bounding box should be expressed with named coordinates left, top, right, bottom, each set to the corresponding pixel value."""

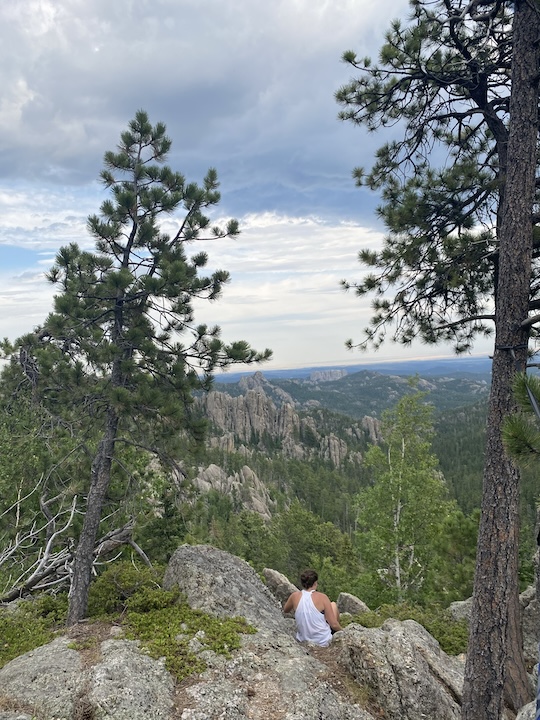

left=0, top=0, right=493, bottom=372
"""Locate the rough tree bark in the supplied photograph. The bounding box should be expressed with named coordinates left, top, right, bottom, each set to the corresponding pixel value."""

left=462, top=1, right=540, bottom=716
left=66, top=408, right=118, bottom=625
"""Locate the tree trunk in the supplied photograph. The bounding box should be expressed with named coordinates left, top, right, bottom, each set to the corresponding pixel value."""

left=462, top=2, right=540, bottom=717
left=66, top=408, right=118, bottom=625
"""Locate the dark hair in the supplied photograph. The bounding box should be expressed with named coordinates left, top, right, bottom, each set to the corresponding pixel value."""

left=300, top=569, right=318, bottom=589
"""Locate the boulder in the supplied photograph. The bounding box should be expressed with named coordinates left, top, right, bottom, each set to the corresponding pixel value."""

left=337, top=592, right=370, bottom=616
left=516, top=701, right=536, bottom=720
left=162, top=544, right=290, bottom=634
left=521, top=592, right=540, bottom=667
left=335, top=619, right=464, bottom=720
left=448, top=597, right=472, bottom=622
left=262, top=567, right=298, bottom=605
left=88, top=639, right=175, bottom=719
left=178, top=628, right=372, bottom=720
left=0, top=637, right=84, bottom=719
left=0, top=632, right=175, bottom=720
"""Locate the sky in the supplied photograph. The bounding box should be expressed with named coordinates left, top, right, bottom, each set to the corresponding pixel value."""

left=0, top=0, right=493, bottom=372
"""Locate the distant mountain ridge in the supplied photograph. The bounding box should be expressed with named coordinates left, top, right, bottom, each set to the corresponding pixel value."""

left=215, top=355, right=493, bottom=384
left=213, top=365, right=491, bottom=421
left=202, top=362, right=494, bottom=516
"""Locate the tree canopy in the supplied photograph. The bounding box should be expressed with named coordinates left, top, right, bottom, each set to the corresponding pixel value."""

left=337, top=1, right=540, bottom=716
left=1, top=110, right=271, bottom=624
left=337, top=0, right=540, bottom=353
left=355, top=388, right=455, bottom=603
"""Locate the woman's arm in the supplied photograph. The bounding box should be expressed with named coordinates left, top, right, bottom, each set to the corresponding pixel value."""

left=323, top=596, right=343, bottom=632
left=283, top=591, right=298, bottom=614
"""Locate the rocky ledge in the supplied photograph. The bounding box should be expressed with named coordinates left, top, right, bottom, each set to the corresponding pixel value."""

left=0, top=544, right=537, bottom=720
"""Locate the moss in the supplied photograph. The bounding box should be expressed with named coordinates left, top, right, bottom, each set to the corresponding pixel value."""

left=348, top=603, right=469, bottom=656
left=87, top=561, right=256, bottom=681
left=0, top=563, right=256, bottom=685
left=124, top=602, right=256, bottom=681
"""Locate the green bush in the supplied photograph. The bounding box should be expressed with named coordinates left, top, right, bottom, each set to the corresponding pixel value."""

left=0, top=594, right=68, bottom=668
left=87, top=560, right=256, bottom=681
left=124, top=603, right=256, bottom=680
left=349, top=603, right=469, bottom=656
left=87, top=561, right=164, bottom=616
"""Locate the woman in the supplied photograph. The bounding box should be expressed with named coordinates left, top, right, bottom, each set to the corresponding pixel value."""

left=282, top=569, right=342, bottom=646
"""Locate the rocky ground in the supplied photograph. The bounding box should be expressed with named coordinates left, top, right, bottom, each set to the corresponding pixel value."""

left=0, top=544, right=538, bottom=720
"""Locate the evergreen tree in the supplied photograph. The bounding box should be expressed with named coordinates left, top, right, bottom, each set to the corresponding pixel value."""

left=337, top=1, right=540, bottom=714
left=2, top=111, right=271, bottom=624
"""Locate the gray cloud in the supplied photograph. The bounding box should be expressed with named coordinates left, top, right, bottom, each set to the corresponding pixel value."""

left=1, top=0, right=491, bottom=369
left=0, top=0, right=409, bottom=219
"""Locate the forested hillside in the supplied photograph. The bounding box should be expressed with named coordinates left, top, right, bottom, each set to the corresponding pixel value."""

left=1, top=361, right=536, bottom=610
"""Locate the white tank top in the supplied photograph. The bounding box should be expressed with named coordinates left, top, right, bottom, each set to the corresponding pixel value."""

left=295, top=589, right=332, bottom=646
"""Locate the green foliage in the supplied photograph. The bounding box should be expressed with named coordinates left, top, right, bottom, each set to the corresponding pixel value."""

left=124, top=604, right=255, bottom=681
left=269, top=500, right=359, bottom=597
left=336, top=1, right=521, bottom=353
left=354, top=388, right=457, bottom=603
left=86, top=560, right=255, bottom=682
left=503, top=373, right=540, bottom=462
left=87, top=561, right=165, bottom=616
left=432, top=401, right=487, bottom=513
left=351, top=603, right=469, bottom=656
left=1, top=111, right=271, bottom=622
left=0, top=594, right=68, bottom=668
left=424, top=509, right=478, bottom=604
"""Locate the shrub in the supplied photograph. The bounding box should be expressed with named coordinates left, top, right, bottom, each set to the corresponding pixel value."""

left=87, top=561, right=164, bottom=616
left=0, top=593, right=68, bottom=668
left=87, top=560, right=256, bottom=681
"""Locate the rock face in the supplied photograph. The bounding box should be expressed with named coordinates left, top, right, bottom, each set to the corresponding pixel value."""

left=200, top=383, right=374, bottom=469
left=262, top=567, right=298, bottom=605
left=0, top=545, right=532, bottom=720
left=163, top=544, right=289, bottom=635
left=337, top=592, right=370, bottom=616
left=308, top=369, right=348, bottom=382
left=0, top=637, right=84, bottom=718
left=0, top=635, right=174, bottom=720
left=336, top=619, right=464, bottom=719
left=192, top=464, right=274, bottom=520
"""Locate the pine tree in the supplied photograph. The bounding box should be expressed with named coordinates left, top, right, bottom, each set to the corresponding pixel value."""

left=337, top=2, right=540, bottom=715
left=3, top=111, right=271, bottom=625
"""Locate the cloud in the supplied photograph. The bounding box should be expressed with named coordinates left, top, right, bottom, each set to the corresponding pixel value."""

left=0, top=1, right=494, bottom=370
left=0, top=0, right=409, bottom=217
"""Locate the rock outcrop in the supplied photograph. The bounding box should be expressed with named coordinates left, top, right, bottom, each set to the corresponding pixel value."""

left=0, top=545, right=535, bottom=720
left=308, top=369, right=348, bottom=382
left=200, top=384, right=373, bottom=469
left=0, top=633, right=175, bottom=720
left=163, top=544, right=289, bottom=635
left=449, top=585, right=540, bottom=668
left=262, top=567, right=298, bottom=605
left=337, top=592, right=370, bottom=616
left=192, top=464, right=274, bottom=520
left=336, top=620, right=464, bottom=719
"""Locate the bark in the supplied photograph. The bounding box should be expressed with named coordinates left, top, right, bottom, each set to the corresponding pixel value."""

left=462, top=2, right=540, bottom=717
left=66, top=407, right=119, bottom=625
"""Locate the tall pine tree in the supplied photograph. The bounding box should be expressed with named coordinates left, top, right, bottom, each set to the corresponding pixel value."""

left=3, top=111, right=271, bottom=625
left=337, top=1, right=540, bottom=716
